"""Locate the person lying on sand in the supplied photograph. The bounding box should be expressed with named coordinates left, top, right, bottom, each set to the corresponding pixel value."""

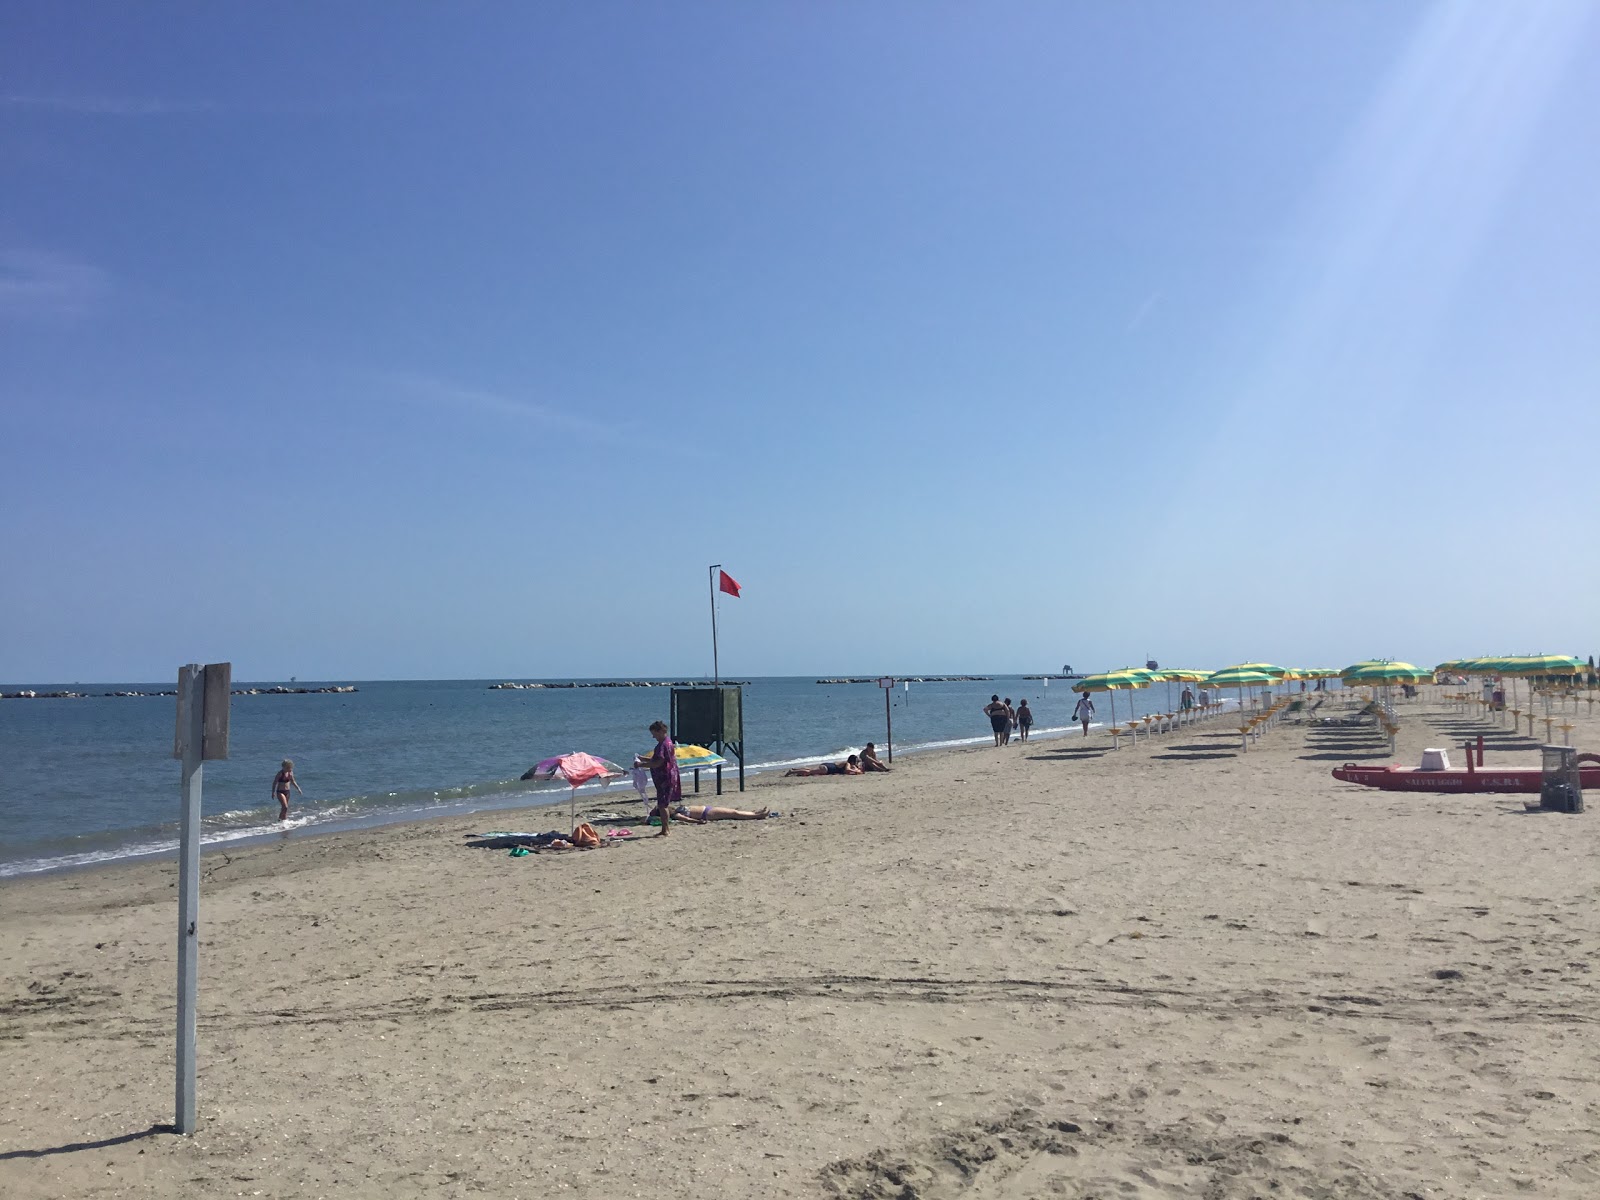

left=785, top=755, right=864, bottom=777
left=657, top=804, right=773, bottom=823
left=858, top=743, right=891, bottom=772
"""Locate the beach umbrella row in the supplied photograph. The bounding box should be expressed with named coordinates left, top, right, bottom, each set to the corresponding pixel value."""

left=1437, top=655, right=1587, bottom=727
left=1067, top=661, right=1356, bottom=742
left=1438, top=655, right=1585, bottom=678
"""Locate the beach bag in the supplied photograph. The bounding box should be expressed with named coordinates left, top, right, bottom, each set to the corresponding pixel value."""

left=571, top=822, right=601, bottom=849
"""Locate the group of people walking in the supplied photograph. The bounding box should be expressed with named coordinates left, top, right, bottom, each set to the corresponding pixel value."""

left=982, top=695, right=1036, bottom=745
left=983, top=690, right=1107, bottom=743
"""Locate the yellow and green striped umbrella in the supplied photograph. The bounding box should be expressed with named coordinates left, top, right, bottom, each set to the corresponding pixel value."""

left=673, top=744, right=728, bottom=769
left=1071, top=668, right=1152, bottom=733
left=1341, top=661, right=1430, bottom=684
left=1071, top=669, right=1154, bottom=692
left=1207, top=667, right=1276, bottom=688
left=1232, top=662, right=1288, bottom=679
left=1500, top=655, right=1584, bottom=677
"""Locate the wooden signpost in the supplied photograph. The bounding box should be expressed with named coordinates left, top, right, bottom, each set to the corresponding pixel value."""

left=171, top=662, right=230, bottom=1134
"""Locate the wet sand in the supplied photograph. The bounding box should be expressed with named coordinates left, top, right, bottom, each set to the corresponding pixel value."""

left=4, top=692, right=1599, bottom=1198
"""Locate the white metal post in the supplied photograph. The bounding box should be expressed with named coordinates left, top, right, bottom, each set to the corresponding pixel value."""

left=175, top=664, right=204, bottom=1134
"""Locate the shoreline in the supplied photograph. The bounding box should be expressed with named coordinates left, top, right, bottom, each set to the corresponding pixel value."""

left=0, top=721, right=1108, bottom=882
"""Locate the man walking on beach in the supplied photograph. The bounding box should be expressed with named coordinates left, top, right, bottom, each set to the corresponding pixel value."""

left=636, top=720, right=681, bottom=837
left=1072, top=693, right=1096, bottom=736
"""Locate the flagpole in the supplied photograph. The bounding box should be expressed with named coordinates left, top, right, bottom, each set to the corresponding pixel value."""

left=709, top=563, right=720, bottom=685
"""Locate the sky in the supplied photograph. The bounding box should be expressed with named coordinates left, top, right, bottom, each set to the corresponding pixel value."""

left=4, top=2, right=1598, bottom=682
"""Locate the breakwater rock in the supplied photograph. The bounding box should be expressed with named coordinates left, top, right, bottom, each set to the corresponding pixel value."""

left=4, top=685, right=358, bottom=699
left=814, top=676, right=994, bottom=685
left=491, top=680, right=751, bottom=691
left=232, top=685, right=359, bottom=696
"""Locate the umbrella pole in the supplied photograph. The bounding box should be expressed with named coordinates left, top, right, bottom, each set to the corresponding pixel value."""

left=1110, top=690, right=1116, bottom=746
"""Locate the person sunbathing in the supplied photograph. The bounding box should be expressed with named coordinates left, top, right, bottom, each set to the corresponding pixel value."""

left=785, top=755, right=864, bottom=777
left=858, top=743, right=891, bottom=772
left=670, top=803, right=772, bottom=822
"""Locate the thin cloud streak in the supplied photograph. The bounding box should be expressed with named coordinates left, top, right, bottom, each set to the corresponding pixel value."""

left=0, top=250, right=110, bottom=318
left=374, top=371, right=623, bottom=441
left=2, top=94, right=406, bottom=117
left=2, top=94, right=221, bottom=116
left=1124, top=290, right=1162, bottom=334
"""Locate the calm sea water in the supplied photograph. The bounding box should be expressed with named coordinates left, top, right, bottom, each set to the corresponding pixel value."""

left=0, top=675, right=1238, bottom=877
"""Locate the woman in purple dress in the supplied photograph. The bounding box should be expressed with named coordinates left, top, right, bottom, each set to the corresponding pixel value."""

left=635, top=720, right=682, bottom=837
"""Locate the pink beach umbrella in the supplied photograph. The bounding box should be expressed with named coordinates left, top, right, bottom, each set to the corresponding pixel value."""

left=530, top=752, right=625, bottom=831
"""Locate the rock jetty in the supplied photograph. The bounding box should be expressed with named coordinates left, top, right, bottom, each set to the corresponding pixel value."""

left=814, top=676, right=993, bottom=685
left=491, top=680, right=750, bottom=690
left=231, top=685, right=358, bottom=696
left=3, top=685, right=358, bottom=700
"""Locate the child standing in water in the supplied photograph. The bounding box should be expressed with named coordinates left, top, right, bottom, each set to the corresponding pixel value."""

left=272, top=759, right=303, bottom=821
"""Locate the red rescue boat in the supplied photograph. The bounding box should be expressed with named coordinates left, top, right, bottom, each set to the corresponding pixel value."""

left=1332, top=752, right=1600, bottom=793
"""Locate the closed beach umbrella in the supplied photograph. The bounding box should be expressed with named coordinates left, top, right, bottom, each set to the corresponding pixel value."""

left=530, top=752, right=626, bottom=832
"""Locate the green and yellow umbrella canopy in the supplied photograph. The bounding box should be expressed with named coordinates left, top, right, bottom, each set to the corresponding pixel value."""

left=1440, top=655, right=1582, bottom=679
left=1154, top=668, right=1211, bottom=682
left=1341, top=660, right=1431, bottom=684
left=1206, top=666, right=1276, bottom=688
left=1500, top=655, right=1585, bottom=677
left=673, top=744, right=728, bottom=769
left=1071, top=668, right=1154, bottom=693
left=1232, top=662, right=1288, bottom=679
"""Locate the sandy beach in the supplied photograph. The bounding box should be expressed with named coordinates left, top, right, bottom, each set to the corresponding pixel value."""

left=5, top=693, right=1599, bottom=1198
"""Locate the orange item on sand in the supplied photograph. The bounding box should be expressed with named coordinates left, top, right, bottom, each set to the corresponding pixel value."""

left=571, top=822, right=601, bottom=848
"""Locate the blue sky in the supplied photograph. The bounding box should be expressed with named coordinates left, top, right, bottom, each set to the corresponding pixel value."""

left=4, top=3, right=1598, bottom=682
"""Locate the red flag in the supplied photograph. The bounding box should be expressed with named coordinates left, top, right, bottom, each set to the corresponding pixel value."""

left=718, top=570, right=741, bottom=598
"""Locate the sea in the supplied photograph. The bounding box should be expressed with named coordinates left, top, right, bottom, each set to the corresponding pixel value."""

left=0, top=674, right=1233, bottom=878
